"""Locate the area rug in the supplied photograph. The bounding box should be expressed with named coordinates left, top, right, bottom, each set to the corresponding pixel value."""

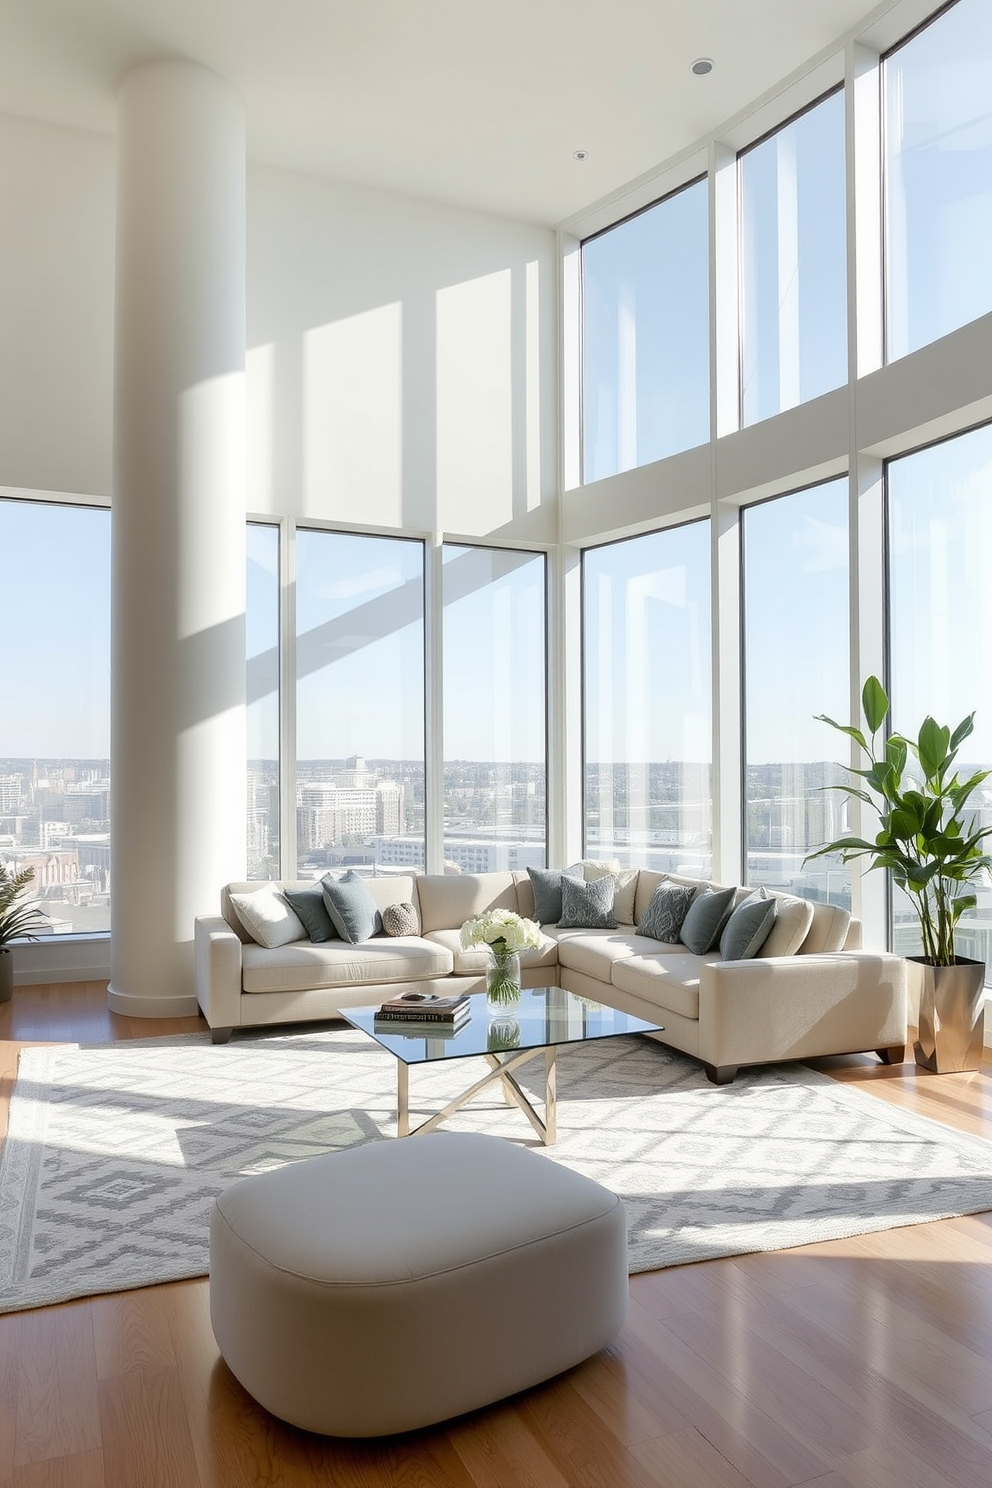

left=2, top=1028, right=992, bottom=1313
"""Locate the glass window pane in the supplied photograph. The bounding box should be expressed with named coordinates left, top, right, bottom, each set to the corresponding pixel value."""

left=582, top=179, right=709, bottom=482
left=247, top=523, right=280, bottom=880
left=583, top=522, right=712, bottom=875
left=740, top=89, right=847, bottom=426
left=743, top=480, right=850, bottom=905
left=888, top=422, right=992, bottom=985
left=442, top=545, right=547, bottom=871
left=295, top=531, right=424, bottom=877
left=0, top=498, right=111, bottom=934
left=884, top=0, right=992, bottom=361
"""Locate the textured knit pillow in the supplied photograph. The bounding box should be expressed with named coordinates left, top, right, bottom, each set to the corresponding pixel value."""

left=527, top=863, right=584, bottom=924
left=557, top=873, right=618, bottom=930
left=637, top=881, right=697, bottom=944
left=228, top=884, right=306, bottom=949
left=585, top=865, right=639, bottom=924
left=321, top=870, right=382, bottom=944
left=283, top=881, right=339, bottom=943
left=680, top=885, right=737, bottom=954
left=381, top=901, right=419, bottom=937
left=719, top=888, right=778, bottom=961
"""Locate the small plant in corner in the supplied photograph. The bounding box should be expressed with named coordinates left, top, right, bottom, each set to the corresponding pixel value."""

left=806, top=675, right=992, bottom=967
left=0, top=861, right=49, bottom=952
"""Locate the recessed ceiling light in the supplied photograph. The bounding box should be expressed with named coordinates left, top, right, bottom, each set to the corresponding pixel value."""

left=573, top=149, right=589, bottom=161
left=691, top=58, right=714, bottom=76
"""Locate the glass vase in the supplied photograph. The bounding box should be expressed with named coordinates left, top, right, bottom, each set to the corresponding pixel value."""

left=486, top=948, right=522, bottom=1005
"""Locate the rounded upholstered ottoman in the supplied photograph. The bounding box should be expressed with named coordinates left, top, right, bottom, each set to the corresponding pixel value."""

left=209, top=1131, right=628, bottom=1437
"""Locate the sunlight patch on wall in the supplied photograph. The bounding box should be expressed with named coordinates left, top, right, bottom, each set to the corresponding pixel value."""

left=303, top=302, right=402, bottom=524
left=436, top=268, right=512, bottom=530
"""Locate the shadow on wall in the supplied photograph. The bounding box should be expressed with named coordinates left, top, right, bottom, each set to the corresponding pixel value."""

left=246, top=166, right=557, bottom=542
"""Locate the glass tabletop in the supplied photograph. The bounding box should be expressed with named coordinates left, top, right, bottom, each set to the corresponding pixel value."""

left=342, top=986, right=664, bottom=1066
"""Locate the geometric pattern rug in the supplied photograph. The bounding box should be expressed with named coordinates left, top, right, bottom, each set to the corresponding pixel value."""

left=2, top=1027, right=992, bottom=1314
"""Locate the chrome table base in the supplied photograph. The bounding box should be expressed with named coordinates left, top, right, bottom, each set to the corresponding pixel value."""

left=396, top=1045, right=558, bottom=1144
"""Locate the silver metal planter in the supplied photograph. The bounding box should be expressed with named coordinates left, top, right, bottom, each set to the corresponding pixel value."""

left=911, top=955, right=986, bottom=1073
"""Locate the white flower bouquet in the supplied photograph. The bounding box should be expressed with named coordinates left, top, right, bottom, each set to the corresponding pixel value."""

left=460, top=909, right=541, bottom=1003
left=460, top=908, right=541, bottom=957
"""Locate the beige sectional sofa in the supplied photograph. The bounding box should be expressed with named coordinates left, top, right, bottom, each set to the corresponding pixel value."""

left=193, top=867, right=907, bottom=1083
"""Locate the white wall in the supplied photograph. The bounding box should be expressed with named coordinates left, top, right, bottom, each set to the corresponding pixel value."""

left=0, top=114, right=559, bottom=549
left=246, top=166, right=558, bottom=543
left=0, top=113, right=115, bottom=498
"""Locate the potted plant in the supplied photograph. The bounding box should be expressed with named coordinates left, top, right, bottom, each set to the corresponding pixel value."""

left=0, top=862, right=49, bottom=1003
left=807, top=676, right=992, bottom=1072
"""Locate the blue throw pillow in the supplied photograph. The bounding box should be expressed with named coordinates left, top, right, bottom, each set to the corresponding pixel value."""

left=719, top=889, right=778, bottom=961
left=527, top=863, right=584, bottom=924
left=321, top=870, right=382, bottom=944
left=557, top=874, right=617, bottom=930
left=680, top=885, right=737, bottom=954
left=283, top=880, right=339, bottom=943
left=637, top=881, right=698, bottom=943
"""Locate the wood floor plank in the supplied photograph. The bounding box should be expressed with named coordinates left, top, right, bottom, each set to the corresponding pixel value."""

left=630, top=1426, right=756, bottom=1488
left=91, top=1290, right=178, bottom=1381
left=98, top=1366, right=202, bottom=1488
left=13, top=1305, right=101, bottom=1468
left=11, top=1448, right=106, bottom=1488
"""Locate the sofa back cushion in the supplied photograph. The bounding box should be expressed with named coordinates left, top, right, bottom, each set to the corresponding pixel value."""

left=759, top=893, right=815, bottom=956
left=798, top=901, right=852, bottom=954
left=416, top=872, right=518, bottom=934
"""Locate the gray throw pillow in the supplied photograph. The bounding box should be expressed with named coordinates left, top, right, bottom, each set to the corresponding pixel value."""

left=680, top=885, right=737, bottom=954
left=381, top=901, right=419, bottom=937
left=321, top=870, right=382, bottom=944
left=719, top=888, right=778, bottom=961
left=557, top=873, right=617, bottom=930
left=637, top=881, right=698, bottom=943
left=283, top=881, right=339, bottom=943
left=527, top=863, right=584, bottom=924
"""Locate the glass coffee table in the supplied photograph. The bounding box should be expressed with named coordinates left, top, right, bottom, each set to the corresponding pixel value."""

left=342, top=986, right=663, bottom=1145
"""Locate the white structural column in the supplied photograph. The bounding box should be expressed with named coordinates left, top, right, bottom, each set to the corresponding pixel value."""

left=110, top=61, right=247, bottom=1016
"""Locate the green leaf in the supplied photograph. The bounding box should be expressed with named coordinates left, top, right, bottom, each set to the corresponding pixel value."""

left=885, top=736, right=908, bottom=779
left=951, top=894, right=977, bottom=917
left=862, top=676, right=888, bottom=735
left=918, top=716, right=950, bottom=779
left=813, top=715, right=868, bottom=752
left=949, top=713, right=976, bottom=750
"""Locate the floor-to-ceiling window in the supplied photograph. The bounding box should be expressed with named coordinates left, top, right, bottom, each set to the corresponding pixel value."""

left=246, top=523, right=280, bottom=880
left=884, top=0, right=992, bottom=361
left=583, top=521, right=712, bottom=875
left=739, top=88, right=847, bottom=426
left=742, top=479, right=851, bottom=902
left=294, top=530, right=425, bottom=878
left=581, top=178, right=709, bottom=482
left=0, top=497, right=111, bottom=934
left=887, top=421, right=992, bottom=982
left=442, top=545, right=547, bottom=872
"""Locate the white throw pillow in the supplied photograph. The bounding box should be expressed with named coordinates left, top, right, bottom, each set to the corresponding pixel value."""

left=229, top=884, right=307, bottom=949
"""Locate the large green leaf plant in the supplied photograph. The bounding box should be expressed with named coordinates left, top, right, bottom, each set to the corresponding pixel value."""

left=807, top=676, right=992, bottom=967
left=0, top=862, right=49, bottom=950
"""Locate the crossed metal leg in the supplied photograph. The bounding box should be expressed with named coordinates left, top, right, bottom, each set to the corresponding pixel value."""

left=396, top=1045, right=558, bottom=1144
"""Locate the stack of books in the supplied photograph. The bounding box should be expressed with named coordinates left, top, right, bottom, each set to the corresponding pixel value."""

left=374, top=991, right=471, bottom=1038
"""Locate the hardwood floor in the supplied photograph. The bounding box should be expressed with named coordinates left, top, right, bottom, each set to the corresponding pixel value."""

left=1, top=983, right=991, bottom=1488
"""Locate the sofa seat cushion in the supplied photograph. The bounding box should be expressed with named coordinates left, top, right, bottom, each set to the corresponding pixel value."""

left=423, top=927, right=559, bottom=976
left=611, top=950, right=721, bottom=1021
left=552, top=929, right=658, bottom=981
left=241, top=936, right=453, bottom=994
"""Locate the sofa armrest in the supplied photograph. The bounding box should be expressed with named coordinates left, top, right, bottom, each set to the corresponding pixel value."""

left=194, top=915, right=244, bottom=1034
left=698, top=952, right=907, bottom=1071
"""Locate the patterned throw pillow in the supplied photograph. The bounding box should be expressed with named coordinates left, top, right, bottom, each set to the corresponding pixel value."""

left=680, top=885, right=738, bottom=954
left=637, top=882, right=697, bottom=944
left=381, top=901, right=419, bottom=937
left=557, top=874, right=618, bottom=930
left=719, top=889, right=778, bottom=961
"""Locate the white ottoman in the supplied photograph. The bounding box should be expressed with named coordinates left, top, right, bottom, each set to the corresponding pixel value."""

left=209, top=1131, right=628, bottom=1437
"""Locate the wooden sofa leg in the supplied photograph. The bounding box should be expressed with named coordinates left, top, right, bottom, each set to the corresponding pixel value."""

left=211, top=1027, right=234, bottom=1045
left=876, top=1044, right=905, bottom=1065
left=703, top=1063, right=737, bottom=1086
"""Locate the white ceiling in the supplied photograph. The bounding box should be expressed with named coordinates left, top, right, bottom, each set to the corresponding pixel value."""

left=0, top=0, right=894, bottom=225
